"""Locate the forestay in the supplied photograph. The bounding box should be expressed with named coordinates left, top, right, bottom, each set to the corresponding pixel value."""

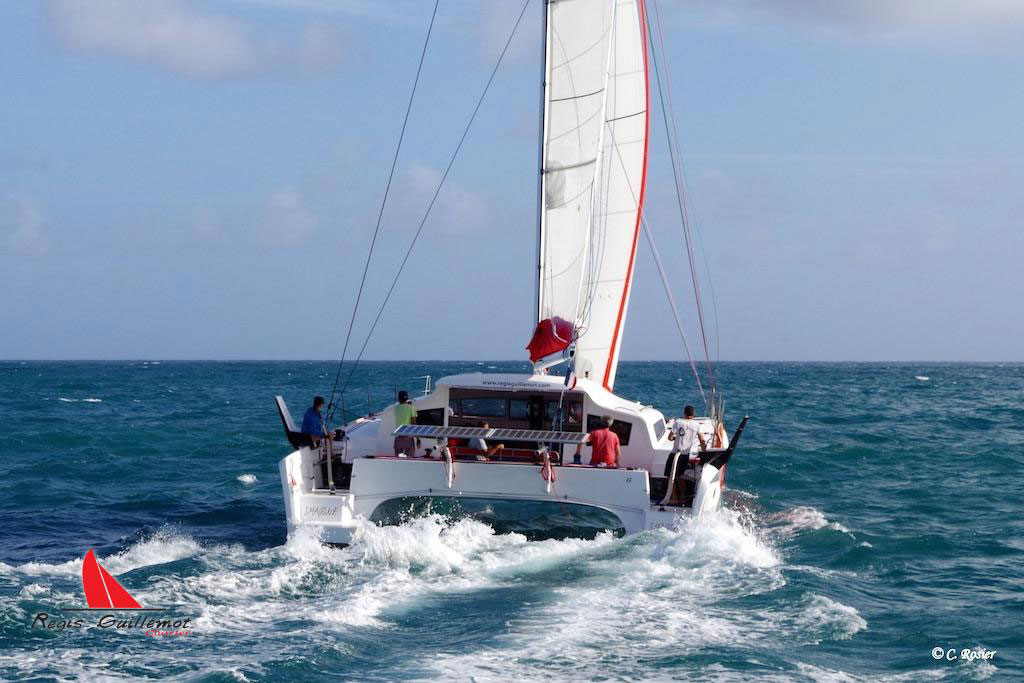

left=536, top=0, right=649, bottom=390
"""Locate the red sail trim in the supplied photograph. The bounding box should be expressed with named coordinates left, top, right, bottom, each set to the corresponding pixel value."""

left=81, top=548, right=141, bottom=609
left=527, top=317, right=574, bottom=362
left=603, top=0, right=650, bottom=391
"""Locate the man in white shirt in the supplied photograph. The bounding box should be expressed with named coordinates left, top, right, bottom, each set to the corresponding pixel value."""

left=669, top=405, right=706, bottom=455
left=665, top=405, right=706, bottom=505
left=467, top=421, right=504, bottom=461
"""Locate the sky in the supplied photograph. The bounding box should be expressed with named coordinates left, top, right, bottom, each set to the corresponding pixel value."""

left=1, top=0, right=1022, bottom=362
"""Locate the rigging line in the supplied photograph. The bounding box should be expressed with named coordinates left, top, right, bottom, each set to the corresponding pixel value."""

left=685, top=170, right=720, bottom=362
left=650, top=0, right=721, bottom=364
left=604, top=123, right=707, bottom=408
left=642, top=215, right=706, bottom=407
left=326, top=0, right=440, bottom=426
left=649, top=0, right=718, bottom=373
left=336, top=0, right=533, bottom=402
left=649, top=11, right=710, bottom=378
left=646, top=1, right=716, bottom=397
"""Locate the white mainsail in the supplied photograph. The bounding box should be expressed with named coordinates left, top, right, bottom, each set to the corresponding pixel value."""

left=536, top=0, right=649, bottom=390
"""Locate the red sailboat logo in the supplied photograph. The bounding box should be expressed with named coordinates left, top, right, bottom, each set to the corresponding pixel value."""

left=81, top=549, right=142, bottom=609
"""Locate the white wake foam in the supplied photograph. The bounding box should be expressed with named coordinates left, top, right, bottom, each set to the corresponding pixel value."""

left=10, top=528, right=202, bottom=578
left=2, top=509, right=875, bottom=681
left=426, top=508, right=813, bottom=679
left=171, top=515, right=621, bottom=634
left=792, top=594, right=868, bottom=642
left=771, top=506, right=853, bottom=536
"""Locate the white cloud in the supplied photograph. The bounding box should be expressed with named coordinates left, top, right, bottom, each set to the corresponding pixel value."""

left=186, top=187, right=320, bottom=248
left=672, top=0, right=1024, bottom=41
left=237, top=0, right=537, bottom=64
left=256, top=186, right=317, bottom=246
left=227, top=0, right=443, bottom=25
left=409, top=164, right=487, bottom=234
left=477, top=0, right=536, bottom=63
left=48, top=0, right=345, bottom=79
left=2, top=195, right=49, bottom=257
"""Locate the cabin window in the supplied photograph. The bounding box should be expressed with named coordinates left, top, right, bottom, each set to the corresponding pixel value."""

left=509, top=399, right=530, bottom=420
left=653, top=419, right=666, bottom=440
left=417, top=408, right=445, bottom=426
left=586, top=414, right=633, bottom=446
left=447, top=388, right=584, bottom=432
left=545, top=400, right=582, bottom=428
left=458, top=397, right=507, bottom=419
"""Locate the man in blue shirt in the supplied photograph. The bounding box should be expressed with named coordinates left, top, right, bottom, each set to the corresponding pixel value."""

left=301, top=396, right=326, bottom=439
left=302, top=396, right=336, bottom=491
left=302, top=396, right=334, bottom=453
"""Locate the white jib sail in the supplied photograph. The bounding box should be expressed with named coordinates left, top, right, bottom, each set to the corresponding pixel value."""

left=537, top=0, right=649, bottom=390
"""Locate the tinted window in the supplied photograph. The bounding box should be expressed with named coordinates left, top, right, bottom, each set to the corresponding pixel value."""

left=653, top=419, right=666, bottom=440
left=545, top=400, right=582, bottom=427
left=418, top=408, right=445, bottom=426
left=585, top=415, right=632, bottom=446
left=459, top=398, right=507, bottom=418
left=509, top=399, right=530, bottom=420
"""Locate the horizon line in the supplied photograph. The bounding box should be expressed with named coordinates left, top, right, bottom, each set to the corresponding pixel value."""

left=1, top=359, right=1021, bottom=364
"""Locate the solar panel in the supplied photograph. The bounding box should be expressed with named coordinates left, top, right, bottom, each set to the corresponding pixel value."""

left=491, top=427, right=588, bottom=443
left=393, top=424, right=487, bottom=440
left=393, top=424, right=587, bottom=444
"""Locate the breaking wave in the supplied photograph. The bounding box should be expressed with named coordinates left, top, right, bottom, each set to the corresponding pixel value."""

left=0, top=507, right=866, bottom=680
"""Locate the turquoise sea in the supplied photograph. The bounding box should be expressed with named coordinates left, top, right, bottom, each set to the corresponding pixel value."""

left=0, top=361, right=1020, bottom=681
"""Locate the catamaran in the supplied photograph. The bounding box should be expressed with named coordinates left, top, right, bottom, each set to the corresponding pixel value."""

left=276, top=0, right=747, bottom=545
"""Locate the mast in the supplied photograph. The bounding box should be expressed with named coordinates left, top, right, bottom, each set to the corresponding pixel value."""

left=534, top=0, right=549, bottom=326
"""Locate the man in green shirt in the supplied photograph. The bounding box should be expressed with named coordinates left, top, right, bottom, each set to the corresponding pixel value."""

left=393, top=390, right=418, bottom=457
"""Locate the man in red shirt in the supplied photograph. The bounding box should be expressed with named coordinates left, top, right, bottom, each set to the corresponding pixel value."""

left=574, top=415, right=621, bottom=468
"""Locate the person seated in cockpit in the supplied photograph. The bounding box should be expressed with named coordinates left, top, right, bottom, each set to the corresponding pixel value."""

left=467, top=421, right=504, bottom=461
left=574, top=415, right=621, bottom=468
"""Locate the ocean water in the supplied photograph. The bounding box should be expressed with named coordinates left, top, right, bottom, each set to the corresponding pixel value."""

left=0, top=361, right=1020, bottom=682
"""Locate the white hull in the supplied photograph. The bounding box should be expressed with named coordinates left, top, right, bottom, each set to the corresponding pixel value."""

left=277, top=372, right=735, bottom=545
left=280, top=449, right=724, bottom=546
